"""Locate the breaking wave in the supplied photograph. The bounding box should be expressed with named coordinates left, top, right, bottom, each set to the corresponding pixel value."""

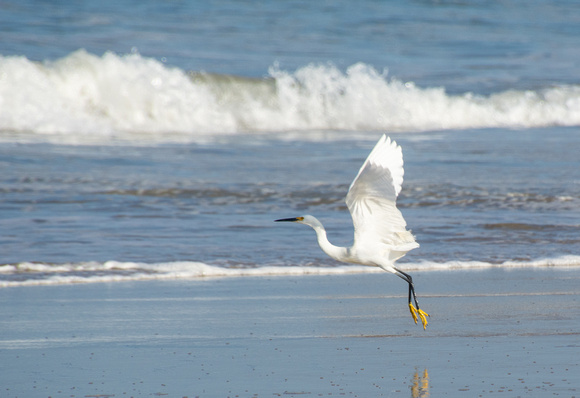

left=1, top=50, right=580, bottom=143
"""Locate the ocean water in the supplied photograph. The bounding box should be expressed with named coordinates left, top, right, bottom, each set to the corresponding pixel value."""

left=1, top=0, right=579, bottom=286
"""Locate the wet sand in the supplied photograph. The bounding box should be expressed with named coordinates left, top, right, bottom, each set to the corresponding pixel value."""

left=1, top=268, right=579, bottom=397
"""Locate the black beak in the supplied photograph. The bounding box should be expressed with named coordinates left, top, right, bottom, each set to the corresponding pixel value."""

left=275, top=217, right=300, bottom=222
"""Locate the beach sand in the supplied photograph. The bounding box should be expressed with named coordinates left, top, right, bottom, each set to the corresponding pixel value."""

left=1, top=268, right=579, bottom=397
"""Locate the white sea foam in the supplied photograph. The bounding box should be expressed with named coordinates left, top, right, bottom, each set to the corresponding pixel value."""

left=1, top=256, right=579, bottom=287
left=1, top=50, right=580, bottom=143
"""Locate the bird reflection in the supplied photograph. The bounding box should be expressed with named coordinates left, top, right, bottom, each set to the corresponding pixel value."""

left=410, top=368, right=429, bottom=398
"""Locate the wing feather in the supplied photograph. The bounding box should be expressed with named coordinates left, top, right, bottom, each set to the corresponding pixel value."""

left=345, top=135, right=418, bottom=261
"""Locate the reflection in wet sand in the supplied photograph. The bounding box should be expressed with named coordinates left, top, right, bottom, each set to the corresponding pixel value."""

left=411, top=369, right=429, bottom=397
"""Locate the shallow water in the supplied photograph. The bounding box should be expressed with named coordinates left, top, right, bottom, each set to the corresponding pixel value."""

left=1, top=1, right=579, bottom=285
left=1, top=128, right=579, bottom=286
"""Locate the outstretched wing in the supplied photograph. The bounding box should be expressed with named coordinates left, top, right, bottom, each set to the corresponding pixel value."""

left=345, top=135, right=418, bottom=262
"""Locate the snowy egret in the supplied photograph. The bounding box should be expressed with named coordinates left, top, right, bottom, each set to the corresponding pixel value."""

left=275, top=135, right=429, bottom=329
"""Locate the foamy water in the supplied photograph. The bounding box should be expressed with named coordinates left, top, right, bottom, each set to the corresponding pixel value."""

left=2, top=255, right=579, bottom=287
left=1, top=51, right=580, bottom=143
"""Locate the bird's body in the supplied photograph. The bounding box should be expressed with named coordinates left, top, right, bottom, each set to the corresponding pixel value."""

left=276, top=135, right=429, bottom=329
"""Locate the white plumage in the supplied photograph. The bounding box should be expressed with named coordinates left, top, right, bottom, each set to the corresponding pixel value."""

left=346, top=135, right=419, bottom=266
left=276, top=134, right=429, bottom=329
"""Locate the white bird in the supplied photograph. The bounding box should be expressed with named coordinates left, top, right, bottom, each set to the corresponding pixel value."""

left=276, top=134, right=429, bottom=329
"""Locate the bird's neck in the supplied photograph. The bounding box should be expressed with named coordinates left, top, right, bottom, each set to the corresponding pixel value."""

left=311, top=224, right=347, bottom=262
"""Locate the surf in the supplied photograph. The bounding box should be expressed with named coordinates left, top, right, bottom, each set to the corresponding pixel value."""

left=1, top=256, right=579, bottom=287
left=1, top=50, right=580, bottom=144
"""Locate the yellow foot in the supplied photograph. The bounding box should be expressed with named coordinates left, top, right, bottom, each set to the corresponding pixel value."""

left=409, top=303, right=430, bottom=330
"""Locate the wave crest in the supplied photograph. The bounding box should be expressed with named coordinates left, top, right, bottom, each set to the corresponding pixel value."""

left=1, top=50, right=580, bottom=142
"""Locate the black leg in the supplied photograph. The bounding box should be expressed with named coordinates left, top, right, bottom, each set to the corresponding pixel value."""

left=394, top=267, right=429, bottom=329
left=394, top=268, right=422, bottom=311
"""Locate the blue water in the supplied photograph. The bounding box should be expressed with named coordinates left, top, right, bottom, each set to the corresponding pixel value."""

left=3, top=0, right=579, bottom=92
left=1, top=0, right=579, bottom=285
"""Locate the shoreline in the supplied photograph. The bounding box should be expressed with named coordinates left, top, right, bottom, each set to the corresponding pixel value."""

left=1, top=268, right=579, bottom=397
left=2, top=255, right=580, bottom=288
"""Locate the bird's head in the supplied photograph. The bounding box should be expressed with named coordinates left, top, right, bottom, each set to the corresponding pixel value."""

left=275, top=215, right=322, bottom=229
